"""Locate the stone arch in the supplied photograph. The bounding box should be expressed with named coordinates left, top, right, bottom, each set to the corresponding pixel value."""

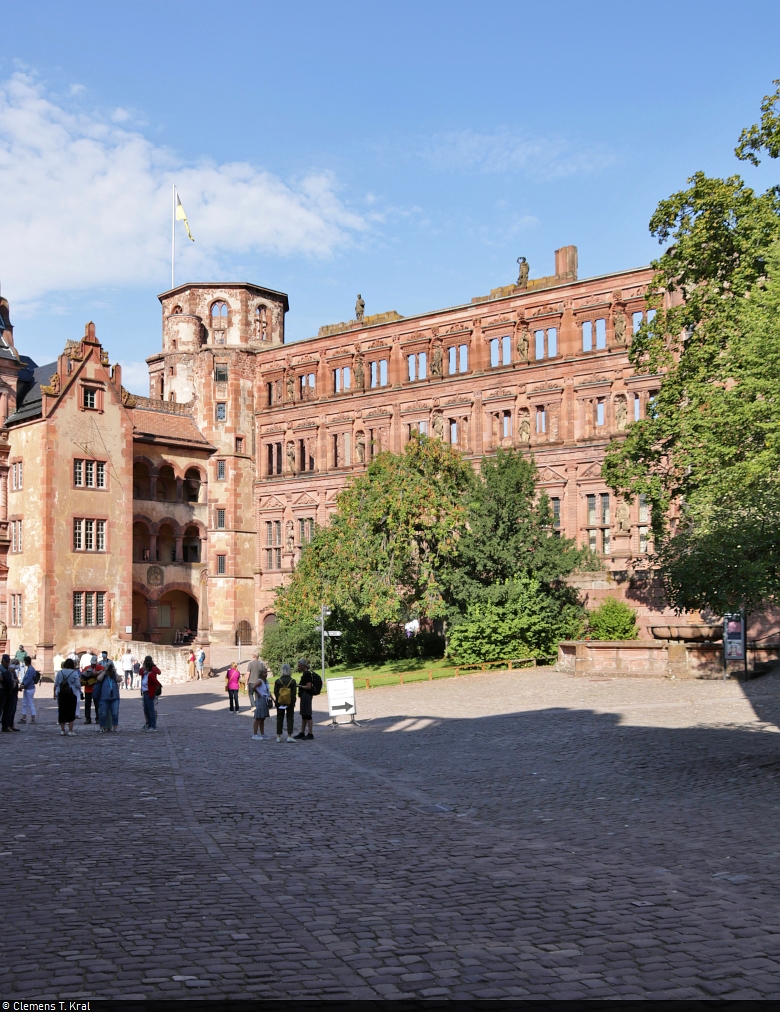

left=184, top=465, right=204, bottom=503
left=132, top=518, right=153, bottom=562
left=156, top=463, right=177, bottom=502
left=133, top=459, right=152, bottom=500
left=235, top=620, right=252, bottom=646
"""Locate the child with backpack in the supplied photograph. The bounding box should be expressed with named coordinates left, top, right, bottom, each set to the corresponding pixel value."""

left=294, top=658, right=322, bottom=740
left=274, top=664, right=298, bottom=743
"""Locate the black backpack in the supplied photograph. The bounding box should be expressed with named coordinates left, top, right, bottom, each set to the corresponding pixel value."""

left=310, top=671, right=323, bottom=696
left=33, top=669, right=41, bottom=685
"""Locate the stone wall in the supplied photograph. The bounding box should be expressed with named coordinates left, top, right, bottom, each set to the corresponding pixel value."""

left=557, top=639, right=780, bottom=679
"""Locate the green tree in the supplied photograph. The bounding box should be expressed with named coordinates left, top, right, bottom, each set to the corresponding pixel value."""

left=602, top=82, right=780, bottom=617
left=446, top=575, right=585, bottom=664
left=276, top=434, right=473, bottom=628
left=443, top=449, right=582, bottom=613
left=586, top=597, right=638, bottom=641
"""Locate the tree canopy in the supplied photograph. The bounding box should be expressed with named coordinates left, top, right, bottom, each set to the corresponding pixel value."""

left=602, top=81, right=780, bottom=615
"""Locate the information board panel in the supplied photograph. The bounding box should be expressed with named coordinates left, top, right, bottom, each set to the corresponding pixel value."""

left=326, top=676, right=356, bottom=719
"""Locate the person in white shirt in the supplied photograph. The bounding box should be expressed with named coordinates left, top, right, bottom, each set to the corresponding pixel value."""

left=121, top=648, right=135, bottom=690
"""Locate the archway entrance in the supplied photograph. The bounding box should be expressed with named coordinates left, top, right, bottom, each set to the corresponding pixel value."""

left=155, top=589, right=198, bottom=645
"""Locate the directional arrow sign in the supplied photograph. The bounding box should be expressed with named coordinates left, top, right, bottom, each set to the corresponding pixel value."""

left=325, top=630, right=342, bottom=637
left=326, top=675, right=356, bottom=720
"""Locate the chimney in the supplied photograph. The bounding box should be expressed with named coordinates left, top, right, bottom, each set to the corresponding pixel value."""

left=555, top=246, right=578, bottom=282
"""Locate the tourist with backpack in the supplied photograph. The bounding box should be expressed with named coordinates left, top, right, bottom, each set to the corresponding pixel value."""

left=294, top=658, right=321, bottom=740
left=19, top=654, right=39, bottom=725
left=195, top=647, right=205, bottom=680
left=141, top=655, right=161, bottom=731
left=81, top=656, right=100, bottom=725
left=250, top=661, right=272, bottom=740
left=95, top=660, right=121, bottom=733
left=55, top=659, right=81, bottom=736
left=274, top=664, right=298, bottom=743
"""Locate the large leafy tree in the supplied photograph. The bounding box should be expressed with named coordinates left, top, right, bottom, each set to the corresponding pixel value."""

left=276, top=434, right=474, bottom=628
left=602, top=82, right=780, bottom=615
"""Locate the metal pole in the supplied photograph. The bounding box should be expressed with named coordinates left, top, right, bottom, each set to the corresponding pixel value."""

left=321, top=603, right=325, bottom=680
left=171, top=183, right=176, bottom=289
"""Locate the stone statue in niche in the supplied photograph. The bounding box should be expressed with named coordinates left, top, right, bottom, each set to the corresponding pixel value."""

left=518, top=409, right=530, bottom=443
left=515, top=323, right=530, bottom=362
left=616, top=501, right=630, bottom=532
left=275, top=379, right=283, bottom=404
left=613, top=310, right=627, bottom=346
left=492, top=413, right=500, bottom=446
left=431, top=340, right=443, bottom=376
left=353, top=353, right=365, bottom=389
left=285, top=372, right=295, bottom=401
left=286, top=441, right=296, bottom=472
left=432, top=412, right=444, bottom=439
left=355, top=431, right=366, bottom=463
left=285, top=520, right=295, bottom=551
left=355, top=295, right=365, bottom=323
left=549, top=411, right=559, bottom=441
left=0, top=620, right=6, bottom=642
left=516, top=256, right=529, bottom=288
left=615, top=395, right=628, bottom=431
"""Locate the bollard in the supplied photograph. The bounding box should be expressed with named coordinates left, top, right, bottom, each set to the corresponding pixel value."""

left=428, top=669, right=433, bottom=681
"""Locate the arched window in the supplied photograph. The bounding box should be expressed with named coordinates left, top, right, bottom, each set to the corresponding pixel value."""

left=171, top=305, right=183, bottom=315
left=156, top=465, right=176, bottom=502
left=211, top=301, right=228, bottom=322
left=235, top=620, right=252, bottom=646
left=184, top=467, right=201, bottom=503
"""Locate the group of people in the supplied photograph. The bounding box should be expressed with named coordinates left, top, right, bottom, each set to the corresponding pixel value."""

left=226, top=654, right=321, bottom=743
left=52, top=650, right=164, bottom=736
left=0, top=646, right=41, bottom=732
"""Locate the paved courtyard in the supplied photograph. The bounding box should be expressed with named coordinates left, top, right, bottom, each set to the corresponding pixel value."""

left=3, top=667, right=780, bottom=1000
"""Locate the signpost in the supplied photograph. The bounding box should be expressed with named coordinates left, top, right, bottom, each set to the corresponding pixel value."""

left=723, top=613, right=746, bottom=679
left=326, top=675, right=358, bottom=727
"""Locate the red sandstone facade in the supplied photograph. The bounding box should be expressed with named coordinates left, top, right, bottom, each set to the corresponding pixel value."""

left=0, top=248, right=676, bottom=669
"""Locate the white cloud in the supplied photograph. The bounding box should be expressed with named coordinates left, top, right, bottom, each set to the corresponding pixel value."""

left=0, top=73, right=367, bottom=310
left=418, top=128, right=616, bottom=178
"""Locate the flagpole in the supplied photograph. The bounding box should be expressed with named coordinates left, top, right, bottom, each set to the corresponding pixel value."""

left=171, top=183, right=176, bottom=289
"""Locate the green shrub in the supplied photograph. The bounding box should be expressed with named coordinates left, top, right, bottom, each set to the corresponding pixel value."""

left=586, top=597, right=639, bottom=640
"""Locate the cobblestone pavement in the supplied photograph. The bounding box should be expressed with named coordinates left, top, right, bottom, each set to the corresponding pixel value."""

left=3, top=668, right=780, bottom=999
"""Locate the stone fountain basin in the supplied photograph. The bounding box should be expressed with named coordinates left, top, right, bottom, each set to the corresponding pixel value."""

left=651, top=624, right=723, bottom=642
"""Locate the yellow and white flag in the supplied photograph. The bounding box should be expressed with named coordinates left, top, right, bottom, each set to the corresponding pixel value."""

left=175, top=193, right=194, bottom=241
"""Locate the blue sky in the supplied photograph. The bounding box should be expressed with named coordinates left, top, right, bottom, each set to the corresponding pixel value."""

left=1, top=0, right=778, bottom=392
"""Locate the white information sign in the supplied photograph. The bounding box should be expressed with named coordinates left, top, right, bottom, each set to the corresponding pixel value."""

left=326, top=676, right=356, bottom=719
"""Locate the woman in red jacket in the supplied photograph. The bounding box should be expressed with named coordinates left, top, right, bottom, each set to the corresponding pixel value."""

left=141, top=655, right=161, bottom=731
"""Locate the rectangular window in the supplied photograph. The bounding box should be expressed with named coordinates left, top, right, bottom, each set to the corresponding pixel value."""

left=74, top=459, right=83, bottom=486
left=551, top=497, right=561, bottom=530
left=11, top=462, right=22, bottom=490
left=601, top=528, right=611, bottom=554
left=265, top=548, right=282, bottom=570
left=96, top=462, right=105, bottom=488
left=536, top=407, right=546, bottom=434
left=582, top=321, right=593, bottom=352
left=379, top=360, right=388, bottom=386
left=342, top=366, right=351, bottom=390
left=419, top=420, right=428, bottom=435
left=83, top=388, right=97, bottom=409
left=448, top=346, right=457, bottom=375
left=548, top=328, right=558, bottom=357
left=157, top=604, right=171, bottom=627
left=73, top=592, right=83, bottom=626
left=235, top=437, right=244, bottom=453
left=10, top=594, right=22, bottom=627
left=632, top=311, right=644, bottom=334
left=634, top=394, right=641, bottom=421
left=96, top=592, right=105, bottom=626
left=588, top=529, right=598, bottom=553
left=638, top=493, right=649, bottom=524
left=639, top=526, right=649, bottom=554
left=408, top=354, right=416, bottom=382
left=217, top=554, right=226, bottom=575
left=299, top=517, right=315, bottom=543
left=647, top=309, right=657, bottom=325
left=266, top=520, right=282, bottom=546
left=73, top=519, right=83, bottom=551
left=216, top=509, right=226, bottom=529
left=535, top=330, right=545, bottom=360
left=217, top=459, right=226, bottom=481
left=490, top=338, right=499, bottom=368
left=96, top=520, right=106, bottom=552
left=214, top=364, right=228, bottom=382
left=266, top=445, right=274, bottom=476
left=216, top=403, right=227, bottom=422
left=502, top=411, right=511, bottom=439
left=11, top=520, right=22, bottom=552
left=84, top=592, right=94, bottom=626
left=647, top=390, right=658, bottom=418
left=502, top=334, right=511, bottom=366
left=595, top=318, right=607, bottom=350
left=587, top=494, right=597, bottom=525
left=84, top=519, right=94, bottom=552
left=370, top=361, right=378, bottom=388
left=596, top=400, right=606, bottom=426
left=333, top=433, right=340, bottom=467
left=601, top=493, right=610, bottom=526
left=85, top=460, right=94, bottom=487
left=267, top=381, right=274, bottom=406
left=449, top=420, right=458, bottom=445
left=458, top=344, right=468, bottom=373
